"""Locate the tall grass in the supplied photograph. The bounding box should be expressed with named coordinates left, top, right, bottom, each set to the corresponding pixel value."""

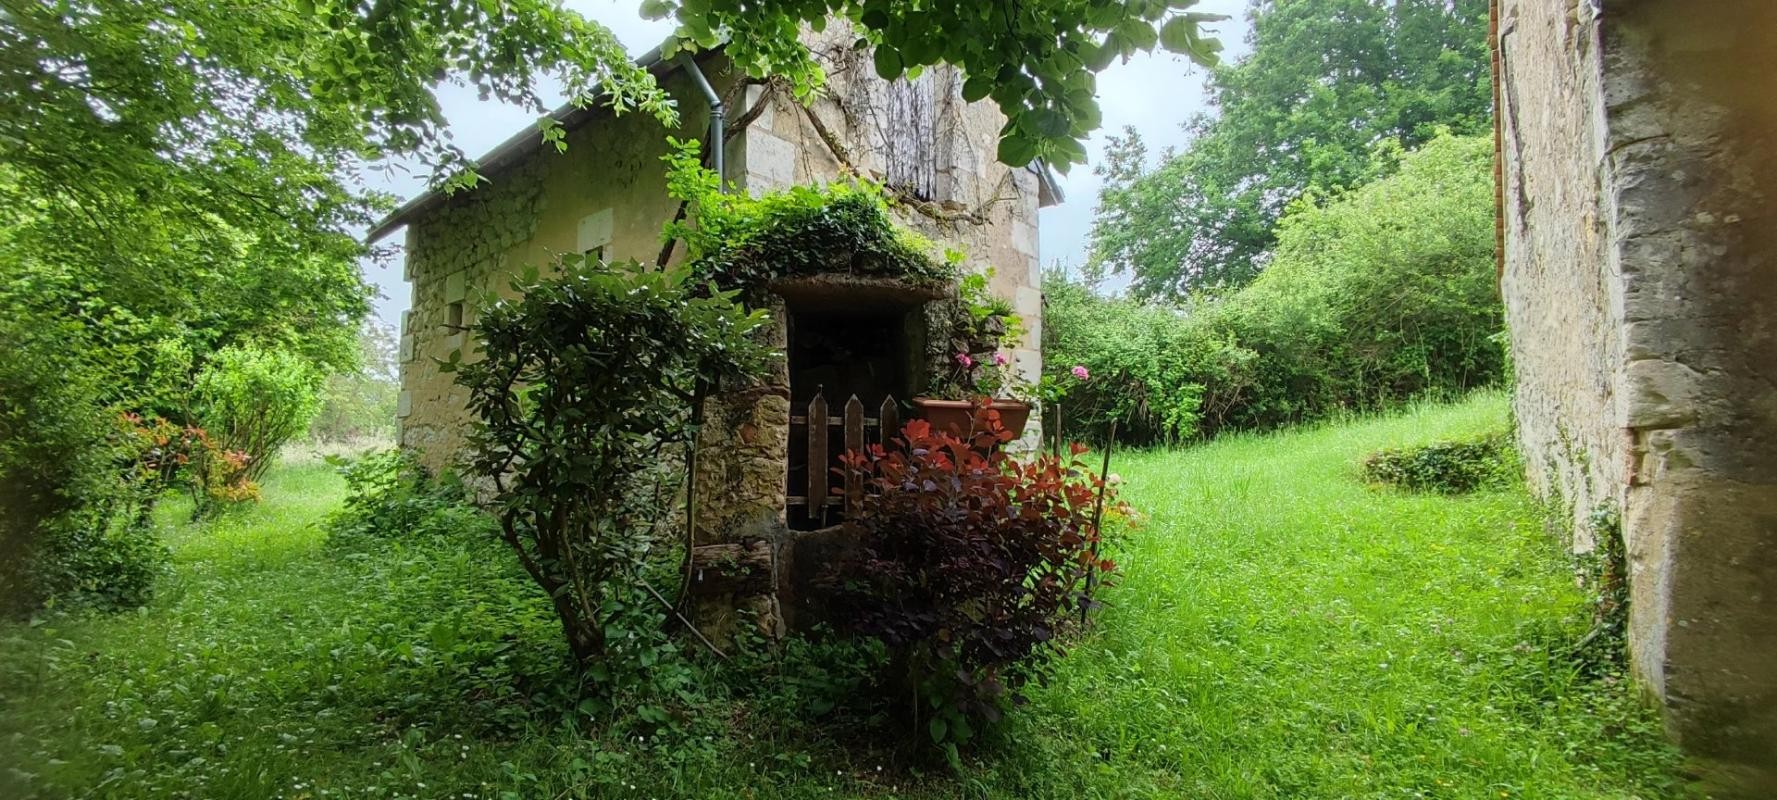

left=0, top=392, right=1684, bottom=798
left=976, top=391, right=1682, bottom=797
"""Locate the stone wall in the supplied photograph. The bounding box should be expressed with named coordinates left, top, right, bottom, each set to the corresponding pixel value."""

left=684, top=31, right=1049, bottom=636
left=396, top=60, right=730, bottom=475
left=734, top=30, right=1046, bottom=448
left=1498, top=0, right=1777, bottom=789
left=397, top=41, right=1045, bottom=469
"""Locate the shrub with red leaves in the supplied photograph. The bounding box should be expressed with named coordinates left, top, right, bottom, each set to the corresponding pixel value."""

left=824, top=400, right=1119, bottom=756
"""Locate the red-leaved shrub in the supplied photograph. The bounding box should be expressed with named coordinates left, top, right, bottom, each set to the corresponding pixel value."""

left=824, top=401, right=1119, bottom=756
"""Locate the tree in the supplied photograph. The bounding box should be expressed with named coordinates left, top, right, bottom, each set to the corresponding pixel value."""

left=454, top=258, right=770, bottom=674
left=1, top=0, right=677, bottom=396
left=2, top=0, right=1231, bottom=411
left=1215, top=133, right=1502, bottom=424
left=308, top=322, right=402, bottom=443
left=644, top=0, right=1229, bottom=171
left=1088, top=0, right=1492, bottom=297
left=0, top=0, right=675, bottom=613
left=0, top=0, right=1226, bottom=614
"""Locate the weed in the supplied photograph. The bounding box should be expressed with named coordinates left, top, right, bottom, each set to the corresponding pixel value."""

left=1361, top=431, right=1517, bottom=493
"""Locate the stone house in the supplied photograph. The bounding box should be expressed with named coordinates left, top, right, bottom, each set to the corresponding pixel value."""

left=367, top=38, right=1058, bottom=636
left=1496, top=0, right=1775, bottom=790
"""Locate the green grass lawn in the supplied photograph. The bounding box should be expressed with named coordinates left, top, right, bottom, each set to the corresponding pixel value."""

left=0, top=392, right=1687, bottom=798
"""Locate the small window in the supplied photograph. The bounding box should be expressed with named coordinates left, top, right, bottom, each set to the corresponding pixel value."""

left=446, top=300, right=464, bottom=329
left=583, top=244, right=605, bottom=262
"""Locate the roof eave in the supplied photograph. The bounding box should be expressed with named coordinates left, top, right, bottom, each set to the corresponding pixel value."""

left=1031, top=161, right=1064, bottom=207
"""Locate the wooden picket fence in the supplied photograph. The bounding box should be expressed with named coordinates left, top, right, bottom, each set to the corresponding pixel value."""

left=786, top=389, right=899, bottom=522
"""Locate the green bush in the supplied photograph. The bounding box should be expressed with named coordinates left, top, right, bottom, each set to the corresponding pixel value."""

left=1360, top=432, right=1516, bottom=494
left=662, top=137, right=955, bottom=291
left=0, top=320, right=167, bottom=616
left=324, top=450, right=493, bottom=550
left=26, top=510, right=169, bottom=614
left=1046, top=134, right=1503, bottom=444
left=453, top=256, right=770, bottom=677
left=1044, top=278, right=1255, bottom=443
left=193, top=344, right=323, bottom=486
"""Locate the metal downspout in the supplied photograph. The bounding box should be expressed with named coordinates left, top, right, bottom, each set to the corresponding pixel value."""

left=678, top=54, right=726, bottom=192
left=674, top=53, right=725, bottom=620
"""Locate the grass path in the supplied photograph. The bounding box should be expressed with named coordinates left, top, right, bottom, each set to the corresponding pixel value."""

left=0, top=393, right=1686, bottom=798
left=992, top=393, right=1682, bottom=797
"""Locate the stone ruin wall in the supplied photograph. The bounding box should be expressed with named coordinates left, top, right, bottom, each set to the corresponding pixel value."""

left=1498, top=0, right=1777, bottom=787
left=1496, top=0, right=1621, bottom=547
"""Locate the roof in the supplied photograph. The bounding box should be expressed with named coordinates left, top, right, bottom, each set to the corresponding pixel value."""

left=365, top=47, right=1066, bottom=244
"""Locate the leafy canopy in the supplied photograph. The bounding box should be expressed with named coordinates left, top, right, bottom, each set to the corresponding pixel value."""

left=1, top=0, right=681, bottom=612
left=1088, top=0, right=1492, bottom=296
left=0, top=0, right=680, bottom=410
left=644, top=0, right=1229, bottom=171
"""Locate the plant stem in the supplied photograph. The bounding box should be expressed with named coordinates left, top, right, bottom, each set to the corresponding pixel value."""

left=1082, top=417, right=1117, bottom=626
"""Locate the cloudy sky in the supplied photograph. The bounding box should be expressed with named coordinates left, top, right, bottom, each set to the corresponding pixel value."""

left=363, top=0, right=1251, bottom=329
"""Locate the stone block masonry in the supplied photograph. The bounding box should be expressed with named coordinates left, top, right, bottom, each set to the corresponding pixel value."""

left=1497, top=0, right=1777, bottom=790
left=394, top=63, right=725, bottom=476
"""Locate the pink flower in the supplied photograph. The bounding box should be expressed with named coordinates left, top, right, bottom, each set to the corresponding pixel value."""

left=1071, top=365, right=1090, bottom=381
left=993, top=352, right=1009, bottom=366
left=956, top=352, right=974, bottom=368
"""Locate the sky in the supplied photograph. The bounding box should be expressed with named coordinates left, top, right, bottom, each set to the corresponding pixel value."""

left=362, top=0, right=1251, bottom=330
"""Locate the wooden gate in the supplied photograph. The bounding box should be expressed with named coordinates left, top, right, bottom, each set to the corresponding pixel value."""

left=787, top=390, right=900, bottom=524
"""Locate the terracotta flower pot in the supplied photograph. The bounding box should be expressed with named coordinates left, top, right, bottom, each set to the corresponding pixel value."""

left=910, top=397, right=1032, bottom=438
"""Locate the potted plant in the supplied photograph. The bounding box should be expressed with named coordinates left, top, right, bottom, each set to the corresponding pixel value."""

left=914, top=271, right=1092, bottom=438
left=913, top=351, right=1035, bottom=436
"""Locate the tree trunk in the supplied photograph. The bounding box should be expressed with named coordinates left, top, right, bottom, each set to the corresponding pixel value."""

left=553, top=597, right=604, bottom=673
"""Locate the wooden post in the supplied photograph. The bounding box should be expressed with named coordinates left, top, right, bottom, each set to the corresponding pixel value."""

left=844, top=394, right=865, bottom=517
left=878, top=396, right=899, bottom=447
left=807, top=390, right=828, bottom=524
left=677, top=379, right=708, bottom=608
left=1082, top=417, right=1117, bottom=626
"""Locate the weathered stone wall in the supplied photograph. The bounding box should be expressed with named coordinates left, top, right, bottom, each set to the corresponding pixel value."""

left=734, top=29, right=1046, bottom=448
left=685, top=31, right=1050, bottom=635
left=1499, top=0, right=1777, bottom=788
left=687, top=295, right=792, bottom=640
left=396, top=61, right=731, bottom=475
left=1496, top=0, right=1621, bottom=546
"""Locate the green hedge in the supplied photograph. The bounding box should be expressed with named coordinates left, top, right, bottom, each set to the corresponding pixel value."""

left=1047, top=134, right=1504, bottom=443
